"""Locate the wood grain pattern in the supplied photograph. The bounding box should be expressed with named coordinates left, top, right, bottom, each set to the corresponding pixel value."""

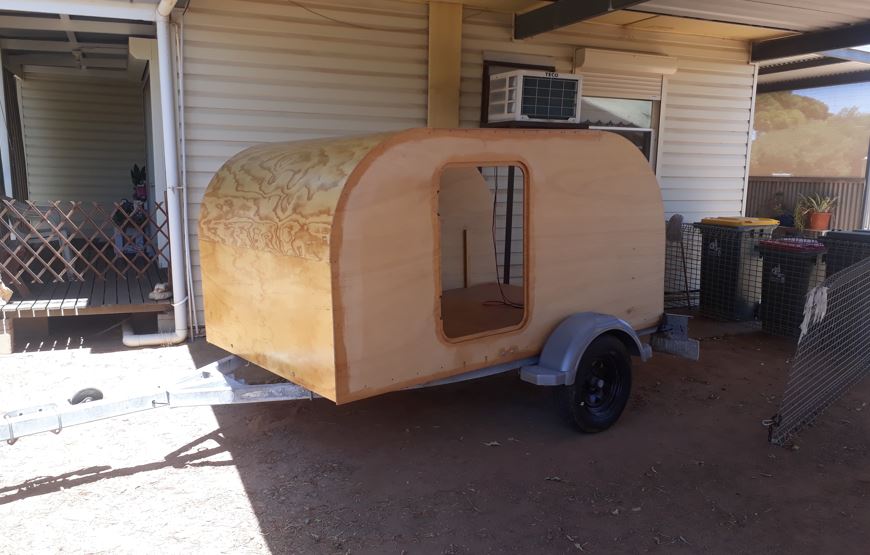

left=200, top=128, right=665, bottom=404
left=199, top=133, right=389, bottom=262
left=200, top=240, right=337, bottom=398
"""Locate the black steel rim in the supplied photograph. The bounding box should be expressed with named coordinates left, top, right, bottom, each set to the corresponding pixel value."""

left=580, top=352, right=623, bottom=414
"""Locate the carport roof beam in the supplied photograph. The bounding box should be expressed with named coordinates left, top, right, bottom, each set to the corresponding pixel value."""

left=0, top=15, right=154, bottom=36
left=514, top=0, right=648, bottom=40
left=0, top=0, right=156, bottom=22
left=752, top=20, right=870, bottom=62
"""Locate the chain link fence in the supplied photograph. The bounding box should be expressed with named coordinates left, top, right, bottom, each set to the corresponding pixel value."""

left=767, top=256, right=870, bottom=445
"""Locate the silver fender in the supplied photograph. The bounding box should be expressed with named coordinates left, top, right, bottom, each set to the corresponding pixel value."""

left=520, top=312, right=650, bottom=386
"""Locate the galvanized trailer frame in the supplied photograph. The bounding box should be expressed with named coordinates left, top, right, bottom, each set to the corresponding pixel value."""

left=1, top=313, right=698, bottom=445
left=2, top=355, right=317, bottom=444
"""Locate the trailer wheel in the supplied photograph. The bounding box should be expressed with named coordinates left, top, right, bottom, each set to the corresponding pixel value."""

left=70, top=388, right=103, bottom=405
left=555, top=335, right=631, bottom=433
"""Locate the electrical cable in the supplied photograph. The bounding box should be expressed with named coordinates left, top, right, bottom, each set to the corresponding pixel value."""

left=280, top=0, right=423, bottom=32
left=487, top=170, right=523, bottom=309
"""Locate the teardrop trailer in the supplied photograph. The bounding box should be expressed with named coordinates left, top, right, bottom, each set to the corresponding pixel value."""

left=1, top=129, right=697, bottom=444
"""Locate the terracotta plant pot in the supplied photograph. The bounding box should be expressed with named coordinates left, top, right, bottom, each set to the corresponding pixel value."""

left=806, top=211, right=832, bottom=231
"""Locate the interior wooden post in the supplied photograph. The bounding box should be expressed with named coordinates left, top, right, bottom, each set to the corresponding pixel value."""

left=427, top=2, right=462, bottom=128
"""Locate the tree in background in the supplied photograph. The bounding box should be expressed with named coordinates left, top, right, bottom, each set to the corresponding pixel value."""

left=751, top=91, right=870, bottom=177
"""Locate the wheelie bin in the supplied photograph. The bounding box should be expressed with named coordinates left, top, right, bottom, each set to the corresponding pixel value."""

left=820, top=230, right=870, bottom=277
left=758, top=238, right=827, bottom=338
left=694, top=217, right=779, bottom=321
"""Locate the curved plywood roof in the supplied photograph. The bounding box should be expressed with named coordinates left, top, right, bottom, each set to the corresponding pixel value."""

left=199, top=133, right=392, bottom=263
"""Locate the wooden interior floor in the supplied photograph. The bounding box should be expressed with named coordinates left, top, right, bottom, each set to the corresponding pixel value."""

left=441, top=282, right=525, bottom=339
left=2, top=265, right=170, bottom=318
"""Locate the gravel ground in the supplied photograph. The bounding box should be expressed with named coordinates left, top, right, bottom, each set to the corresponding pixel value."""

left=1, top=316, right=869, bottom=554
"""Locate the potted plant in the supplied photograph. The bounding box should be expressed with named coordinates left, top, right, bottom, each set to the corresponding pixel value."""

left=795, top=194, right=837, bottom=231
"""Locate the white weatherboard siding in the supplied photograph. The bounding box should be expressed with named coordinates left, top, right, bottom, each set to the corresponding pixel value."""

left=181, top=3, right=756, bottom=328
left=20, top=76, right=146, bottom=203
left=460, top=11, right=754, bottom=222
left=181, top=0, right=428, bottom=325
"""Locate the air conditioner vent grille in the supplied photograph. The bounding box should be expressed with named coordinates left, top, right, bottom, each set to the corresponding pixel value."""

left=520, top=76, right=579, bottom=120
left=486, top=70, right=582, bottom=124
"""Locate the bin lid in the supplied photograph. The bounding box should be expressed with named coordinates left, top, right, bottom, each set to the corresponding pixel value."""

left=759, top=238, right=827, bottom=254
left=822, top=230, right=870, bottom=244
left=699, top=216, right=780, bottom=228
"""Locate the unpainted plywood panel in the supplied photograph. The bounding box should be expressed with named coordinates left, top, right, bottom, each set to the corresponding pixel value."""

left=198, top=133, right=390, bottom=401
left=200, top=128, right=665, bottom=404
left=200, top=240, right=337, bottom=399
left=333, top=129, right=664, bottom=402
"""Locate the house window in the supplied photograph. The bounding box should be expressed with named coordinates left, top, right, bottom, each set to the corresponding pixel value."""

left=580, top=97, right=659, bottom=163
left=438, top=164, right=527, bottom=340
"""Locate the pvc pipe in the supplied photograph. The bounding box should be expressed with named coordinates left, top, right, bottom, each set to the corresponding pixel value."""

left=122, top=320, right=186, bottom=348
left=174, top=19, right=200, bottom=335
left=124, top=5, right=187, bottom=347
left=157, top=0, right=178, bottom=18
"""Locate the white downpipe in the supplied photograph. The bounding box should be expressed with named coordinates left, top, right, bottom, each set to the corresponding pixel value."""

left=124, top=4, right=187, bottom=347
left=174, top=19, right=200, bottom=335
left=157, top=0, right=177, bottom=18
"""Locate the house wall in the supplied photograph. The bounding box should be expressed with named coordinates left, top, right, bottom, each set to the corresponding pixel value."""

left=179, top=0, right=756, bottom=327
left=459, top=11, right=756, bottom=223
left=180, top=0, right=429, bottom=324
left=19, top=75, right=146, bottom=203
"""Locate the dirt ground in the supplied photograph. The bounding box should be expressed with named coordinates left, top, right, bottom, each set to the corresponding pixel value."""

left=1, top=315, right=869, bottom=554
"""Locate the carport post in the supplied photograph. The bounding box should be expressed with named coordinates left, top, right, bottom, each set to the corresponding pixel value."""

left=0, top=50, right=13, bottom=198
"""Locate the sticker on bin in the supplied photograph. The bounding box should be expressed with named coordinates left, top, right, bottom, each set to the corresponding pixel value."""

left=699, top=217, right=780, bottom=228
left=759, top=238, right=827, bottom=254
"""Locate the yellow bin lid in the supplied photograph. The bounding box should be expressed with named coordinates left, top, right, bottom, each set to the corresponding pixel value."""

left=700, top=216, right=779, bottom=228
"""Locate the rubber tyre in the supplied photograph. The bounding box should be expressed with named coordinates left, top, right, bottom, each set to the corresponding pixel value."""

left=555, top=335, right=632, bottom=433
left=70, top=388, right=103, bottom=405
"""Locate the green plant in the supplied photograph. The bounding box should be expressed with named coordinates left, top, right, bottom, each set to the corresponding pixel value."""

left=793, top=194, right=837, bottom=230
left=130, top=164, right=147, bottom=186
left=800, top=193, right=837, bottom=213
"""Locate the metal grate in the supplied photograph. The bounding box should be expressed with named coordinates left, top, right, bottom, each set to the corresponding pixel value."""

left=520, top=76, right=579, bottom=120
left=767, top=257, right=870, bottom=446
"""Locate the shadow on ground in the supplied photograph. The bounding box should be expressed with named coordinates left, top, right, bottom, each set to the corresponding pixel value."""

left=198, top=329, right=870, bottom=554
left=0, top=430, right=232, bottom=505
left=5, top=319, right=869, bottom=553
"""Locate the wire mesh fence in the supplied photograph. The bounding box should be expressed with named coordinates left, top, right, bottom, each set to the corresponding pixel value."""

left=767, top=256, right=870, bottom=445
left=664, top=221, right=870, bottom=339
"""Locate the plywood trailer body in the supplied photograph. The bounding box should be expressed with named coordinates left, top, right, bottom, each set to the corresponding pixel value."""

left=199, top=128, right=665, bottom=404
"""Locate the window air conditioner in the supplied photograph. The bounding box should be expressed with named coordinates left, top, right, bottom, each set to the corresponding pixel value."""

left=487, top=70, right=582, bottom=124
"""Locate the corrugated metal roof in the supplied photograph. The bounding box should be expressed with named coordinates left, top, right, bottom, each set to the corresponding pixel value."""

left=759, top=60, right=870, bottom=85
left=631, top=0, right=870, bottom=32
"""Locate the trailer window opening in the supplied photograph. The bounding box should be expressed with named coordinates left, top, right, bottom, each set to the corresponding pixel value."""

left=438, top=164, right=527, bottom=340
